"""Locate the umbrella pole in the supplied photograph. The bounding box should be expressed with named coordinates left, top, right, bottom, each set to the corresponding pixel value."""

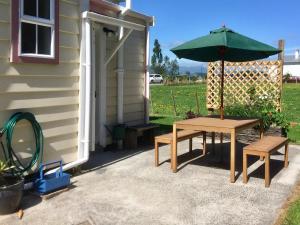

left=220, top=59, right=224, bottom=120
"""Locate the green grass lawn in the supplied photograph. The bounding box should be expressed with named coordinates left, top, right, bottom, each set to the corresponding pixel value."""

left=150, top=83, right=300, bottom=143
left=282, top=198, right=300, bottom=225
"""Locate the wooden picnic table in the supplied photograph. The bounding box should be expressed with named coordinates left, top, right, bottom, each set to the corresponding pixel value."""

left=172, top=116, right=263, bottom=183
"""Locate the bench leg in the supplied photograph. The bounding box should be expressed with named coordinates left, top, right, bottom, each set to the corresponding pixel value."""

left=170, top=143, right=173, bottom=169
left=189, top=138, right=193, bottom=153
left=284, top=143, right=289, bottom=168
left=243, top=152, right=248, bottom=184
left=155, top=140, right=159, bottom=167
left=203, top=132, right=207, bottom=155
left=265, top=154, right=270, bottom=188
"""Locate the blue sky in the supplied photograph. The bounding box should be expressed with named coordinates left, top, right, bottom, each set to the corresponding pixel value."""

left=133, top=0, right=300, bottom=68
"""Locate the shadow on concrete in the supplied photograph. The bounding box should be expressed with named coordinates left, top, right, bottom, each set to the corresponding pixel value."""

left=248, top=158, right=286, bottom=183
left=168, top=141, right=285, bottom=182
left=80, top=144, right=155, bottom=174
left=20, top=193, right=42, bottom=210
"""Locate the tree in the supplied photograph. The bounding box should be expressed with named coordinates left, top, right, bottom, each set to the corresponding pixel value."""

left=163, top=56, right=171, bottom=75
left=151, top=39, right=164, bottom=74
left=169, top=59, right=179, bottom=77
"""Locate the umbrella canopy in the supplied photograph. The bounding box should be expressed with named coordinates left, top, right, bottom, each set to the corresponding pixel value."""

left=170, top=27, right=281, bottom=119
left=171, top=27, right=281, bottom=62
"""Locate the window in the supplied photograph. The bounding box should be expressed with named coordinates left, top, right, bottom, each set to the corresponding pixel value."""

left=11, top=0, right=59, bottom=63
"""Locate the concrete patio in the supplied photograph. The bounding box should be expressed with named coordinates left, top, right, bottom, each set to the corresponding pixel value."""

left=1, top=138, right=300, bottom=225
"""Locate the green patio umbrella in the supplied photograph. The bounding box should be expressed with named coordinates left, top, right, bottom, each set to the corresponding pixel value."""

left=171, top=27, right=281, bottom=119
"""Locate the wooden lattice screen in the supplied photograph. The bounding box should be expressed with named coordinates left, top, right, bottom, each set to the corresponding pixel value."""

left=207, top=60, right=283, bottom=111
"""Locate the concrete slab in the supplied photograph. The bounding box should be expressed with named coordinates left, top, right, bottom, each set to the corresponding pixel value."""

left=1, top=138, right=300, bottom=225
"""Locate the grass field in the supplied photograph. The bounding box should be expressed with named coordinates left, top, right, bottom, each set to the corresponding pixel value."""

left=150, top=83, right=300, bottom=143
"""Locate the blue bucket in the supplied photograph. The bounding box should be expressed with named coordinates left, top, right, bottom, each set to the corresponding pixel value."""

left=34, top=161, right=70, bottom=194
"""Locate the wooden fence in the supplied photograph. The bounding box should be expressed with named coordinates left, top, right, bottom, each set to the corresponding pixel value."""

left=206, top=60, right=283, bottom=111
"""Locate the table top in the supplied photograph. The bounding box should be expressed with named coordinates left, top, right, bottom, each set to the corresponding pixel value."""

left=175, top=116, right=260, bottom=129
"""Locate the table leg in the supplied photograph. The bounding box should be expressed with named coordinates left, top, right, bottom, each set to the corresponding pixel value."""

left=259, top=120, right=264, bottom=161
left=230, top=129, right=236, bottom=183
left=220, top=132, right=224, bottom=161
left=189, top=138, right=193, bottom=153
left=172, top=124, right=178, bottom=172
left=203, top=132, right=207, bottom=155
left=265, top=153, right=270, bottom=188
left=212, top=132, right=215, bottom=155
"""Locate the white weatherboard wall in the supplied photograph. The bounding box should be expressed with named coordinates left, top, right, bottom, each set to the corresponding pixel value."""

left=0, top=0, right=80, bottom=164
left=283, top=65, right=300, bottom=77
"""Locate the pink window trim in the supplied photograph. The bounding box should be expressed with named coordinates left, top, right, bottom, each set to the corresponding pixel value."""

left=11, top=0, right=59, bottom=64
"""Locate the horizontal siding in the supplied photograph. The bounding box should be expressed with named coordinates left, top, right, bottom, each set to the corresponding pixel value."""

left=60, top=32, right=79, bottom=49
left=0, top=0, right=80, bottom=165
left=0, top=76, right=79, bottom=93
left=0, top=2, right=9, bottom=22
left=0, top=23, right=9, bottom=40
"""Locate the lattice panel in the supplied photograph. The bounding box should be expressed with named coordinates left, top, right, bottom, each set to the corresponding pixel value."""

left=207, top=60, right=283, bottom=111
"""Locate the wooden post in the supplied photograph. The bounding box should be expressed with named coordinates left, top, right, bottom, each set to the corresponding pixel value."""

left=195, top=91, right=200, bottom=115
left=278, top=40, right=285, bottom=112
left=171, top=90, right=177, bottom=117
left=220, top=59, right=225, bottom=120
left=278, top=40, right=285, bottom=61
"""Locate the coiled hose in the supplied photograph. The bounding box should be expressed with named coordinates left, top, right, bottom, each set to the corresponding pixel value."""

left=0, top=112, right=43, bottom=175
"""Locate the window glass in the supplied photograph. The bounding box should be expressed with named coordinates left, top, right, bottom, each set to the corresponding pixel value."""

left=21, top=22, right=36, bottom=54
left=155, top=75, right=161, bottom=77
left=23, top=0, right=37, bottom=17
left=38, top=26, right=51, bottom=54
left=38, top=0, right=51, bottom=19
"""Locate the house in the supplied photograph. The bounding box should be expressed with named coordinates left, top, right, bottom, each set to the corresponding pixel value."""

left=283, top=49, right=300, bottom=80
left=0, top=0, right=154, bottom=172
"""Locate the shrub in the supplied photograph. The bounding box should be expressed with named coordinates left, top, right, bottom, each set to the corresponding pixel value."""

left=225, top=101, right=290, bottom=136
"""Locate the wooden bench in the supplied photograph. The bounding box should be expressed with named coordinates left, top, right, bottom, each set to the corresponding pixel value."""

left=155, top=130, right=206, bottom=167
left=124, top=124, right=159, bottom=149
left=243, top=136, right=289, bottom=187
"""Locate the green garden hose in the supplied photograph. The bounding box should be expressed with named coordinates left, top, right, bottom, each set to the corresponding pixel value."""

left=0, top=112, right=43, bottom=175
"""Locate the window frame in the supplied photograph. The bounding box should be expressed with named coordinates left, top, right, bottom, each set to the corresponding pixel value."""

left=11, top=0, right=59, bottom=64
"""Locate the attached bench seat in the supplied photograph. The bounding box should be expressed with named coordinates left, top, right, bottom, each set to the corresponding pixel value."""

left=243, top=136, right=289, bottom=187
left=155, top=130, right=206, bottom=167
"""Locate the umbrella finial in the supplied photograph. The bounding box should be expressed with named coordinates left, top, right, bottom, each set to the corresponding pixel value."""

left=222, top=24, right=226, bottom=28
